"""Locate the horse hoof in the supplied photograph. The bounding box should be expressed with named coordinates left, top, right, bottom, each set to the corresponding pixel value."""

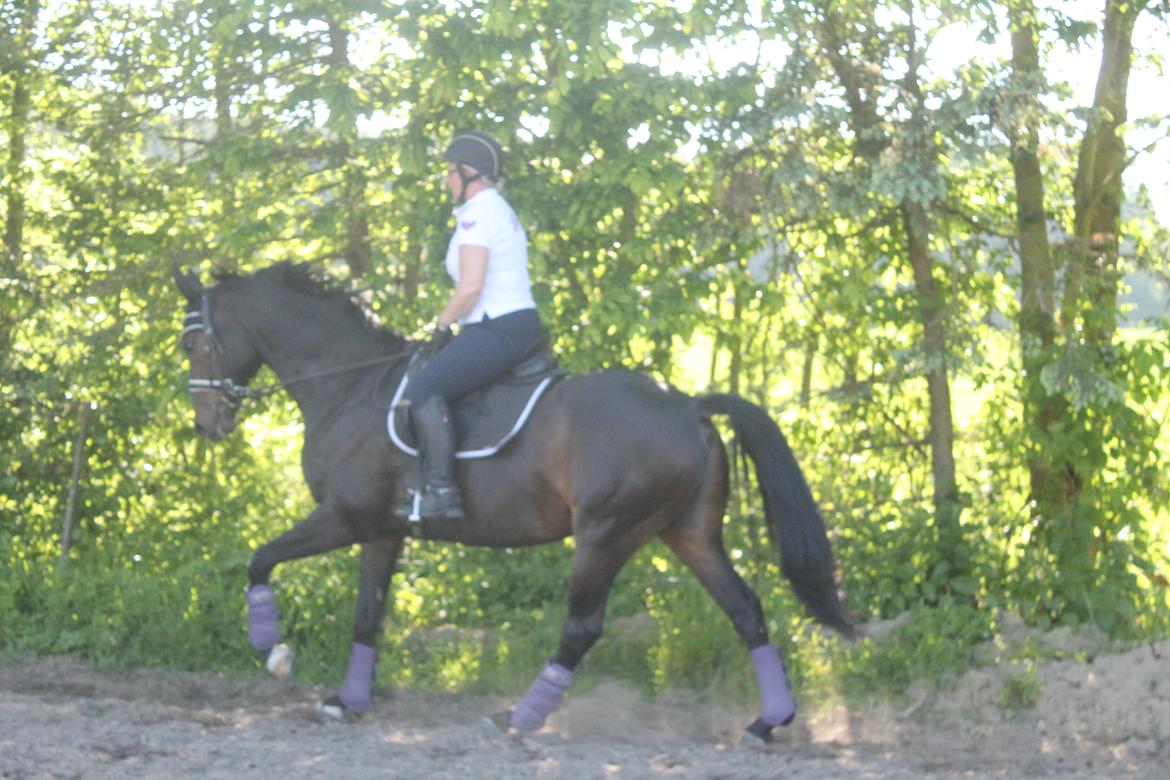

left=266, top=643, right=295, bottom=681
left=477, top=710, right=513, bottom=736
left=312, top=695, right=360, bottom=723
left=739, top=717, right=774, bottom=750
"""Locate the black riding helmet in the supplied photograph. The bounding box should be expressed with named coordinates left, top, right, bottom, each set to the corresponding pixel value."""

left=444, top=131, right=504, bottom=182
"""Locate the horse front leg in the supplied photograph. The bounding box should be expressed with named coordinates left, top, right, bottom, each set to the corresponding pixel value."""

left=245, top=503, right=357, bottom=680
left=315, top=535, right=404, bottom=721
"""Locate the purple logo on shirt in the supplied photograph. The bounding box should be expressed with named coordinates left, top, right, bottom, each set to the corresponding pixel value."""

left=461, top=220, right=477, bottom=230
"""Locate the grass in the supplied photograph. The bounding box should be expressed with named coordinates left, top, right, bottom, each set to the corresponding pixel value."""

left=999, top=666, right=1042, bottom=717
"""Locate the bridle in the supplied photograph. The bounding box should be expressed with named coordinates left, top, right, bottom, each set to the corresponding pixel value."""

left=182, top=289, right=268, bottom=409
left=182, top=289, right=413, bottom=411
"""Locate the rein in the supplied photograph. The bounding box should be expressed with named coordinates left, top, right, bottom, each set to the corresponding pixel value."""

left=183, top=289, right=413, bottom=408
left=243, top=352, right=413, bottom=400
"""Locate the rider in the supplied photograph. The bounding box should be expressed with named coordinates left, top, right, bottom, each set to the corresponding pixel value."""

left=395, top=130, right=544, bottom=522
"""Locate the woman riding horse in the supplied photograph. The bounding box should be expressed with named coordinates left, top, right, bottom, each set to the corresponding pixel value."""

left=397, top=130, right=544, bottom=524
left=174, top=153, right=856, bottom=743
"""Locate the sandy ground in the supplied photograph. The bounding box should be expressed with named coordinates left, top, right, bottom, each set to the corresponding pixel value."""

left=1, top=634, right=1168, bottom=779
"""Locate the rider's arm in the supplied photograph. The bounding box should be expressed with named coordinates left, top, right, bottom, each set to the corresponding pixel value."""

left=437, top=244, right=488, bottom=329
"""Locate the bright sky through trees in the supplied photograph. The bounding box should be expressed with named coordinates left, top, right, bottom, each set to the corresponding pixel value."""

left=345, top=1, right=1170, bottom=220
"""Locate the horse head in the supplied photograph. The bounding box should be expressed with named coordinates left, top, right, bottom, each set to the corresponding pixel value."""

left=173, top=265, right=263, bottom=441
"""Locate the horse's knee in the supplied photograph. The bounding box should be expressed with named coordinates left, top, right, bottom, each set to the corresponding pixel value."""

left=554, top=616, right=603, bottom=669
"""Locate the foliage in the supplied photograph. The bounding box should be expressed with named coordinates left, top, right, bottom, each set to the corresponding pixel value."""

left=2, top=0, right=1169, bottom=709
left=999, top=666, right=1042, bottom=718
left=828, top=603, right=995, bottom=702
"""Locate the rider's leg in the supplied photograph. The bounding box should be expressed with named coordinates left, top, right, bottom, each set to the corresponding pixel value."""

left=395, top=309, right=542, bottom=522
left=405, top=394, right=463, bottom=520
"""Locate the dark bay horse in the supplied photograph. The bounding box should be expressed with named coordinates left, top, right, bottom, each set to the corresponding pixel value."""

left=173, top=261, right=855, bottom=744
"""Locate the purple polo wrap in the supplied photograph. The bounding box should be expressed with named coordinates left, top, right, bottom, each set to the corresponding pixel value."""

left=246, top=585, right=280, bottom=651
left=752, top=643, right=796, bottom=726
left=337, top=642, right=378, bottom=712
left=510, top=661, right=573, bottom=731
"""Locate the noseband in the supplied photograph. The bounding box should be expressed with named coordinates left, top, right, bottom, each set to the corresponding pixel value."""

left=182, top=290, right=265, bottom=409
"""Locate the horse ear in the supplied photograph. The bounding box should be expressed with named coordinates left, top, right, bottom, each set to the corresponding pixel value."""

left=172, top=264, right=203, bottom=302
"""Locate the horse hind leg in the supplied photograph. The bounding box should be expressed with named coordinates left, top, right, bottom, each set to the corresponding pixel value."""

left=660, top=520, right=797, bottom=746
left=503, top=527, right=645, bottom=733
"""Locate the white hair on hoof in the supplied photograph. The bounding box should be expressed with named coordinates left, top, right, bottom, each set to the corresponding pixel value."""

left=266, top=643, right=295, bottom=681
left=312, top=695, right=360, bottom=723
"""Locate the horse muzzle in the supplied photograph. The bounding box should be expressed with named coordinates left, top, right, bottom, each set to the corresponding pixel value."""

left=192, top=394, right=239, bottom=441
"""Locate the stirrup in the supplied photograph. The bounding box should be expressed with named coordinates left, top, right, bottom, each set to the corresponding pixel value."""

left=418, top=484, right=464, bottom=521
left=395, top=485, right=463, bottom=523
left=394, top=488, right=418, bottom=522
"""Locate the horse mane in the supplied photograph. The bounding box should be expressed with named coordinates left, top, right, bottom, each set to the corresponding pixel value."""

left=215, top=261, right=408, bottom=351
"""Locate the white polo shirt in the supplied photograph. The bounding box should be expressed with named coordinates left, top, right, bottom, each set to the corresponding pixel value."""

left=444, top=188, right=536, bottom=325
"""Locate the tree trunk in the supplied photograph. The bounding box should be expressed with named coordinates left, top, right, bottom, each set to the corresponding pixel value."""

left=327, top=17, right=371, bottom=278
left=728, top=282, right=744, bottom=396
left=1007, top=0, right=1146, bottom=623
left=1009, top=2, right=1056, bottom=347
left=213, top=50, right=236, bottom=255
left=819, top=0, right=966, bottom=584
left=800, top=330, right=817, bottom=408
left=210, top=1, right=237, bottom=267
left=897, top=7, right=966, bottom=583
left=344, top=177, right=371, bottom=277
left=1064, top=0, right=1140, bottom=345
left=1007, top=0, right=1072, bottom=519
left=4, top=75, right=30, bottom=265
left=903, top=201, right=965, bottom=578
left=2, top=0, right=39, bottom=363
left=61, top=403, right=92, bottom=561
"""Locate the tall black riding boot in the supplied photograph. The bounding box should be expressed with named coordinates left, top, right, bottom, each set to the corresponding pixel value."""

left=396, top=395, right=464, bottom=522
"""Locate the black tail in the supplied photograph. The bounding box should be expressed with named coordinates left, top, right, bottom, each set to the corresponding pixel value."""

left=699, top=393, right=856, bottom=638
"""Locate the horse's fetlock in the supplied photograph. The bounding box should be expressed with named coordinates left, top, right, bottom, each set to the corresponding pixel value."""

left=555, top=620, right=603, bottom=668
left=247, top=550, right=273, bottom=584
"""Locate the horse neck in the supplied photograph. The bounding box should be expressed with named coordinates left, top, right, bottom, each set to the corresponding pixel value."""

left=227, top=282, right=402, bottom=416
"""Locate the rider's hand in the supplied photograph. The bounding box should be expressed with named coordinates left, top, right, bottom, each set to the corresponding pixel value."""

left=430, top=324, right=453, bottom=352
left=416, top=324, right=452, bottom=361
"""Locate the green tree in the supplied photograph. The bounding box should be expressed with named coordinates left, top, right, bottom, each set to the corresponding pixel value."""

left=2, top=0, right=40, bottom=364
left=1003, top=0, right=1168, bottom=628
left=2, top=0, right=1168, bottom=683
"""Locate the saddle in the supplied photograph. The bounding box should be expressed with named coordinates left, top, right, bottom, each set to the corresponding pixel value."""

left=387, top=339, right=565, bottom=459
